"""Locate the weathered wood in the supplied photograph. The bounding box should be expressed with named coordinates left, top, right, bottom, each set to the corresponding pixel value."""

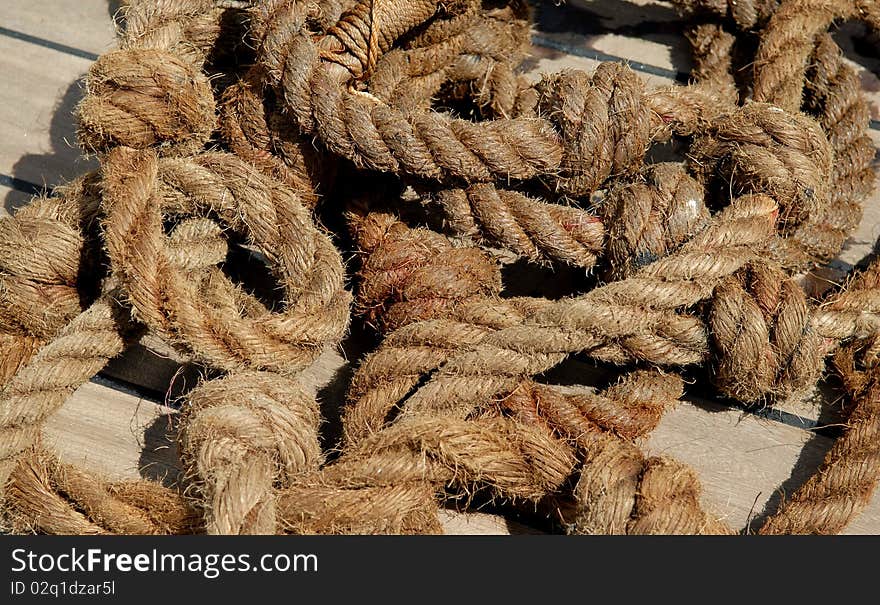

left=43, top=374, right=880, bottom=534
left=0, top=34, right=97, bottom=214
left=0, top=186, right=15, bottom=208
left=645, top=401, right=880, bottom=535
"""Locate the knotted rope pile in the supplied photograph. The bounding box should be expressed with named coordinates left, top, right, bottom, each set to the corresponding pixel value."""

left=2, top=0, right=880, bottom=535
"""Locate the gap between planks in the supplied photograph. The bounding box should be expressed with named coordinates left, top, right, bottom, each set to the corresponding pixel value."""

left=45, top=369, right=880, bottom=535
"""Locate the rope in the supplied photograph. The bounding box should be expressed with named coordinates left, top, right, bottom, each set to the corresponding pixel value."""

left=3, top=0, right=880, bottom=536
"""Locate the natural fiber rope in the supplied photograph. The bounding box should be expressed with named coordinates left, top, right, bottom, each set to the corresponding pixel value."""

left=252, top=0, right=740, bottom=184
left=368, top=1, right=532, bottom=117
left=2, top=0, right=353, bottom=535
left=253, top=0, right=847, bottom=272
left=347, top=204, right=503, bottom=332
left=292, top=178, right=684, bottom=534
left=6, top=449, right=199, bottom=535
left=675, top=0, right=875, bottom=269
left=4, top=0, right=880, bottom=536
left=103, top=142, right=351, bottom=532
left=759, top=342, right=880, bottom=534
left=102, top=146, right=351, bottom=374
left=428, top=183, right=606, bottom=267
left=343, top=193, right=779, bottom=445
left=179, top=371, right=324, bottom=535
left=77, top=0, right=221, bottom=152
left=507, top=377, right=730, bottom=534
left=219, top=72, right=333, bottom=209
left=0, top=175, right=102, bottom=359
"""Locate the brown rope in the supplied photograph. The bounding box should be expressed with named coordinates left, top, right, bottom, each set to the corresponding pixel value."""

left=6, top=449, right=199, bottom=535
left=101, top=147, right=351, bottom=374
left=251, top=1, right=736, bottom=184
left=429, top=184, right=605, bottom=267
left=344, top=194, right=780, bottom=445
left=677, top=0, right=876, bottom=269
left=5, top=0, right=880, bottom=536
left=218, top=72, right=333, bottom=209
left=368, top=1, right=531, bottom=117
left=0, top=293, right=131, bottom=497
left=347, top=204, right=502, bottom=332
left=759, top=346, right=880, bottom=534
left=2, top=2, right=353, bottom=537
left=709, top=261, right=823, bottom=403
left=78, top=19, right=218, bottom=153
left=179, top=371, right=323, bottom=535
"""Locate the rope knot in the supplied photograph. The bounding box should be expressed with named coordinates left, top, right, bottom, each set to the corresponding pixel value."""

left=0, top=216, right=84, bottom=339
left=101, top=147, right=351, bottom=374
left=122, top=0, right=225, bottom=66
left=77, top=49, right=217, bottom=153
left=572, top=436, right=733, bottom=534
left=689, top=102, right=834, bottom=265
left=601, top=163, right=710, bottom=280
left=351, top=209, right=501, bottom=331
left=709, top=261, right=823, bottom=403
left=537, top=63, right=652, bottom=196
left=0, top=174, right=103, bottom=341
left=180, top=371, right=323, bottom=534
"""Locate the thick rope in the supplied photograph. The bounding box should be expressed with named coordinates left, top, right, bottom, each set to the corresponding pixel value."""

left=179, top=371, right=323, bottom=535
left=77, top=0, right=220, bottom=152
left=347, top=205, right=502, bottom=332
left=759, top=351, right=880, bottom=534
left=344, top=194, right=779, bottom=444
left=6, top=449, right=199, bottom=535
left=101, top=147, right=351, bottom=374
left=0, top=294, right=131, bottom=498
left=219, top=72, right=333, bottom=209
left=5, top=0, right=880, bottom=537
left=429, top=183, right=605, bottom=267
left=251, top=0, right=738, bottom=184
left=677, top=0, right=875, bottom=269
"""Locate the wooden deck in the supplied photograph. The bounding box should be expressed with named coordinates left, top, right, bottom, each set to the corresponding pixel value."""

left=3, top=0, right=880, bottom=534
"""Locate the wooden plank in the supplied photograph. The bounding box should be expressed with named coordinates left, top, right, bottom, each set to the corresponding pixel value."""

left=3, top=0, right=117, bottom=57
left=535, top=0, right=690, bottom=79
left=44, top=382, right=522, bottom=535
left=5, top=0, right=880, bottom=535
left=44, top=381, right=182, bottom=485
left=0, top=34, right=97, bottom=214
left=644, top=402, right=880, bottom=535
left=101, top=344, right=197, bottom=401
left=0, top=185, right=20, bottom=217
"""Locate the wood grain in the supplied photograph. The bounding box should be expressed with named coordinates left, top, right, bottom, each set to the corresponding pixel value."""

left=3, top=0, right=116, bottom=56
left=0, top=35, right=97, bottom=214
